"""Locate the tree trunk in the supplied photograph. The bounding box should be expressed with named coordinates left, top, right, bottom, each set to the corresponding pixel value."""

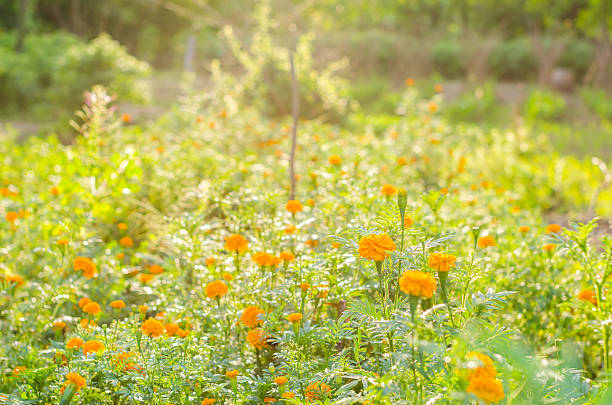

left=15, top=0, right=29, bottom=52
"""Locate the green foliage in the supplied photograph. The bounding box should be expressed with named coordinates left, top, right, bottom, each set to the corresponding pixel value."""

left=524, top=88, right=566, bottom=121
left=431, top=39, right=465, bottom=78
left=488, top=38, right=537, bottom=80
left=581, top=87, right=612, bottom=121
left=558, top=38, right=595, bottom=77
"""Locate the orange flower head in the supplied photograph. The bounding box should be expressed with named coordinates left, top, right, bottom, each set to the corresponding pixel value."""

left=223, top=272, right=234, bottom=281
left=287, top=313, right=302, bottom=323
left=274, top=376, right=288, bottom=385
left=282, top=392, right=295, bottom=399
left=66, top=372, right=86, bottom=390
left=305, top=382, right=331, bottom=400
left=434, top=84, right=443, bottom=92
left=578, top=289, right=597, bottom=305
left=78, top=297, right=91, bottom=309
left=73, top=257, right=96, bottom=279
left=117, top=222, right=128, bottom=230
left=428, top=253, right=456, bottom=272
left=241, top=306, right=265, bottom=328
left=121, top=113, right=131, bottom=123
left=66, top=337, right=84, bottom=349
left=381, top=184, right=398, bottom=196
left=149, top=265, right=163, bottom=274
left=110, top=300, right=126, bottom=309
left=141, top=318, right=165, bottom=337
left=545, top=224, right=562, bottom=233
left=466, top=352, right=497, bottom=379
left=82, top=340, right=105, bottom=355
left=226, top=369, right=239, bottom=379
left=246, top=328, right=269, bottom=349
left=205, top=256, right=216, bottom=266
left=224, top=234, right=248, bottom=253
left=279, top=251, right=295, bottom=262
left=119, top=236, right=134, bottom=248
left=405, top=78, right=415, bottom=86
left=50, top=186, right=60, bottom=195
left=300, top=283, right=310, bottom=292
left=57, top=239, right=69, bottom=246
left=6, top=211, right=18, bottom=223
left=284, top=224, right=297, bottom=234
left=519, top=226, right=530, bottom=233
left=404, top=216, right=413, bottom=228
left=82, top=302, right=101, bottom=315
left=286, top=200, right=303, bottom=214
left=328, top=155, right=342, bottom=165
left=358, top=234, right=396, bottom=262
left=542, top=243, right=556, bottom=252
left=478, top=235, right=496, bottom=249
left=399, top=270, right=437, bottom=298
left=201, top=399, right=215, bottom=405
left=164, top=323, right=179, bottom=336
left=205, top=280, right=228, bottom=299
left=466, top=375, right=504, bottom=404
left=139, top=273, right=154, bottom=284
left=4, top=274, right=24, bottom=286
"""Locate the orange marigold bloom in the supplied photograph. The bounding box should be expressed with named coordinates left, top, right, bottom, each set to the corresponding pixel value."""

left=282, top=392, right=295, bottom=399
left=177, top=328, right=190, bottom=338
left=223, top=272, right=234, bottom=281
left=358, top=234, right=396, bottom=262
left=428, top=102, right=438, bottom=113
left=205, top=280, right=228, bottom=299
left=246, top=328, right=269, bottom=349
left=545, top=224, right=562, bottom=233
left=397, top=156, right=408, bottom=166
left=226, top=369, right=239, bottom=379
left=405, top=78, right=415, bottom=86
left=66, top=337, right=84, bottom=349
left=284, top=224, right=297, bottom=234
left=5, top=211, right=18, bottom=223
left=4, top=274, right=24, bottom=286
left=578, top=289, right=597, bottom=306
left=542, top=244, right=556, bottom=251
left=110, top=300, right=126, bottom=309
left=165, top=323, right=179, bottom=336
left=73, top=257, right=96, bottom=279
left=121, top=113, right=131, bottom=123
left=119, top=236, right=134, bottom=248
left=274, top=376, right=288, bottom=385
left=241, top=306, right=265, bottom=328
left=286, top=200, right=303, bottom=214
left=328, top=155, right=342, bottom=165
left=57, top=238, right=69, bottom=246
left=404, top=216, right=413, bottom=228
left=428, top=252, right=456, bottom=272
left=138, top=305, right=148, bottom=313
left=78, top=297, right=91, bottom=309
left=279, top=251, right=295, bottom=262
left=466, top=352, right=497, bottom=379
left=139, top=273, right=154, bottom=283
left=287, top=313, right=302, bottom=323
left=399, top=270, right=437, bottom=298
left=66, top=372, right=86, bottom=390
left=519, top=226, right=530, bottom=233
left=466, top=375, right=504, bottom=404
left=252, top=252, right=271, bottom=267
left=478, top=235, right=496, bottom=248
left=116, top=253, right=125, bottom=260
left=141, top=318, right=165, bottom=337
left=82, top=302, right=101, bottom=315
left=149, top=265, right=163, bottom=274
left=381, top=184, right=398, bottom=196
left=82, top=340, right=104, bottom=355
left=117, top=222, right=128, bottom=230
left=305, top=239, right=319, bottom=248
left=305, top=381, right=331, bottom=400
left=300, top=283, right=310, bottom=292
left=53, top=320, right=66, bottom=330
left=457, top=156, right=466, bottom=173
left=225, top=234, right=248, bottom=253
left=205, top=256, right=216, bottom=266
left=434, top=84, right=443, bottom=92
left=201, top=399, right=215, bottom=405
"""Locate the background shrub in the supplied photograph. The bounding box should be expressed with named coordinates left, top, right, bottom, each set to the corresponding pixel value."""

left=558, top=38, right=595, bottom=78
left=488, top=37, right=537, bottom=80
left=431, top=39, right=465, bottom=78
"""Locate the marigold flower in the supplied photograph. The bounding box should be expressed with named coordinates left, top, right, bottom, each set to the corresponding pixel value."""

left=226, top=369, right=239, bottom=379
left=380, top=184, right=397, bottom=196
left=264, top=398, right=275, bottom=403
left=149, top=265, right=163, bottom=274
left=139, top=273, right=154, bottom=283
left=78, top=297, right=91, bottom=309
left=53, top=320, right=66, bottom=330
left=306, top=239, right=319, bottom=248
left=12, top=366, right=26, bottom=375
left=466, top=352, right=497, bottom=379
left=138, top=305, right=148, bottom=314
left=279, top=251, right=295, bottom=262
left=519, top=226, right=530, bottom=233
left=466, top=375, right=504, bottom=404
left=397, top=156, right=408, bottom=166
left=328, top=155, right=342, bottom=165
left=241, top=306, right=265, bottom=328
left=284, top=224, right=297, bottom=234
left=82, top=340, right=105, bottom=355
left=223, top=272, right=234, bottom=281
left=205, top=280, right=228, bottom=299
left=405, top=78, right=415, bottom=86
left=206, top=256, right=216, bottom=266
left=399, top=270, right=437, bottom=298
left=4, top=274, right=24, bottom=286
left=274, top=376, right=288, bottom=385
left=246, top=328, right=269, bottom=349
left=121, top=113, right=131, bottom=123
left=434, top=84, right=443, bottom=92
left=545, top=224, right=562, bottom=233
left=428, top=253, right=456, bottom=272
left=201, top=399, right=215, bottom=405
left=358, top=234, right=396, bottom=262
left=404, top=216, right=413, bottom=228
left=252, top=252, right=272, bottom=267
left=116, top=253, right=125, bottom=260
left=457, top=156, right=466, bottom=173
left=305, top=381, right=331, bottom=400
left=73, top=257, right=96, bottom=279
left=110, top=300, right=126, bottom=309
left=117, top=222, right=128, bottom=230
left=225, top=234, right=249, bottom=253
left=66, top=337, right=84, bottom=349
left=177, top=328, right=189, bottom=338
left=165, top=323, right=179, bottom=336
left=542, top=243, right=555, bottom=251
left=282, top=392, right=295, bottom=399
left=428, top=102, right=438, bottom=113
left=287, top=313, right=302, bottom=323
left=5, top=211, right=18, bottom=223
left=57, top=238, right=69, bottom=246
left=82, top=302, right=101, bottom=315
left=300, top=283, right=310, bottom=292
left=286, top=200, right=303, bottom=214
left=65, top=372, right=86, bottom=390
left=478, top=235, right=496, bottom=248
left=578, top=289, right=597, bottom=305
left=141, top=318, right=164, bottom=337
left=119, top=236, right=134, bottom=248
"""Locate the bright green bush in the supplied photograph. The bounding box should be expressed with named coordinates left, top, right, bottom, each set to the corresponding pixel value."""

left=488, top=38, right=537, bottom=80
left=524, top=88, right=566, bottom=121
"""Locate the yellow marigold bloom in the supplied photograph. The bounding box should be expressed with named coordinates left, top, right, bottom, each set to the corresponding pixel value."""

left=110, top=300, right=126, bottom=309
left=466, top=375, right=504, bottom=404
left=519, top=226, right=530, bottom=233
left=305, top=381, right=331, bottom=400
left=457, top=156, right=466, bottom=173
left=201, top=399, right=215, bottom=405
left=284, top=224, right=297, bottom=234
left=149, top=265, right=163, bottom=274
left=358, top=234, right=396, bottom=262
left=397, top=156, right=408, bottom=166
left=141, top=318, right=165, bottom=337
left=66, top=337, right=84, bottom=349
left=428, top=253, right=456, bottom=272
left=478, top=235, right=496, bottom=248
left=225, top=234, right=248, bottom=253
left=279, top=251, right=295, bottom=262
left=510, top=205, right=521, bottom=214
left=226, top=369, right=239, bottom=379
left=381, top=184, right=398, bottom=196
left=466, top=352, right=497, bottom=379
left=545, top=224, right=561, bottom=233
left=206, top=256, right=216, bottom=266
left=82, top=302, right=101, bottom=315
left=119, top=236, right=134, bottom=248
left=65, top=372, right=86, bottom=390
left=246, top=328, right=269, bottom=349
left=274, top=376, right=288, bottom=385
left=287, top=313, right=302, bottom=323
left=286, top=200, right=303, bottom=214
left=399, top=270, right=437, bottom=298
left=73, top=257, right=96, bottom=279
left=118, top=222, right=128, bottom=230
left=57, top=238, right=69, bottom=246
left=328, top=154, right=342, bottom=165
left=205, top=280, right=228, bottom=299
left=78, top=297, right=91, bottom=309
left=164, top=323, right=179, bottom=336
left=139, top=273, right=154, bottom=284
left=282, top=392, right=295, bottom=399
left=82, top=340, right=105, bottom=355
left=5, top=211, right=18, bottom=223
left=578, top=289, right=597, bottom=305
left=4, top=274, right=24, bottom=286
left=542, top=243, right=555, bottom=251
left=241, top=306, right=265, bottom=328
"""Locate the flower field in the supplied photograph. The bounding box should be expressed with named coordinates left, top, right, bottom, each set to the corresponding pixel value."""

left=1, top=84, right=611, bottom=405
